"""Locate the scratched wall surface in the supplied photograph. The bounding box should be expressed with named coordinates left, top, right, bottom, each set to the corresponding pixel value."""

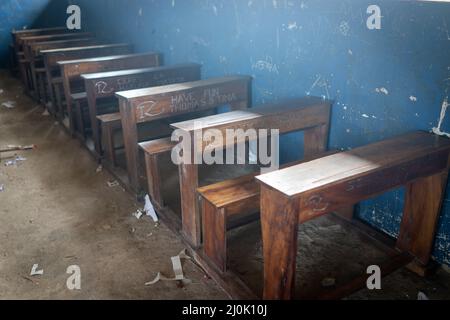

left=57, top=0, right=450, bottom=265
left=0, top=0, right=68, bottom=68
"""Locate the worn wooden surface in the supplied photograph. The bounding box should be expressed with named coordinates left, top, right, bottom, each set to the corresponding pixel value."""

left=115, top=75, right=252, bottom=196
left=41, top=44, right=132, bottom=118
left=198, top=151, right=336, bottom=272
left=83, top=63, right=200, bottom=158
left=27, top=38, right=98, bottom=103
left=59, top=52, right=162, bottom=137
left=256, top=131, right=450, bottom=299
left=18, top=32, right=91, bottom=95
left=171, top=97, right=331, bottom=248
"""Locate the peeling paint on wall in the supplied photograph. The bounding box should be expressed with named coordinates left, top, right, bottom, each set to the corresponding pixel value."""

left=432, top=98, right=450, bottom=138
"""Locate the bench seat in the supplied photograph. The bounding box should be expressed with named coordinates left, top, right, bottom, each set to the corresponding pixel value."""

left=70, top=92, right=87, bottom=101
left=198, top=150, right=337, bottom=272
left=139, top=138, right=178, bottom=208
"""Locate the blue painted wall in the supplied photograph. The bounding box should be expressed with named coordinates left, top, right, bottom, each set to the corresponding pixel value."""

left=57, top=0, right=450, bottom=266
left=0, top=0, right=69, bottom=68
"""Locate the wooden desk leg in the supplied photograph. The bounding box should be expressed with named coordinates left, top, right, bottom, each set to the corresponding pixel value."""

left=397, top=170, right=449, bottom=271
left=87, top=91, right=101, bottom=158
left=74, top=101, right=86, bottom=141
left=54, top=84, right=64, bottom=122
left=261, top=186, right=299, bottom=300
left=18, top=60, right=29, bottom=93
left=102, top=125, right=116, bottom=166
left=304, top=124, right=328, bottom=158
left=179, top=163, right=201, bottom=247
left=145, top=153, right=164, bottom=207
left=31, top=65, right=39, bottom=101
left=45, top=71, right=57, bottom=116
left=202, top=200, right=227, bottom=273
left=37, top=73, right=46, bottom=106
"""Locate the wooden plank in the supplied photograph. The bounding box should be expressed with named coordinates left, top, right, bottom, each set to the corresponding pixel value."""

left=83, top=63, right=200, bottom=157
left=59, top=52, right=161, bottom=138
left=171, top=97, right=332, bottom=154
left=116, top=75, right=252, bottom=194
left=256, top=131, right=450, bottom=300
left=42, top=43, right=132, bottom=121
left=256, top=131, right=450, bottom=198
left=260, top=186, right=299, bottom=300
left=27, top=38, right=98, bottom=102
left=397, top=170, right=449, bottom=265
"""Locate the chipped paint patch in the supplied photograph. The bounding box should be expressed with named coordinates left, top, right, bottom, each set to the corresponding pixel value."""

left=432, top=97, right=450, bottom=138
left=287, top=22, right=298, bottom=30
left=375, top=87, right=389, bottom=95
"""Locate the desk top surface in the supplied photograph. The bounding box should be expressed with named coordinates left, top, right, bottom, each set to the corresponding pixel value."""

left=41, top=43, right=130, bottom=54
left=171, top=96, right=331, bottom=132
left=115, top=75, right=251, bottom=100
left=256, top=131, right=450, bottom=197
left=81, top=63, right=199, bottom=80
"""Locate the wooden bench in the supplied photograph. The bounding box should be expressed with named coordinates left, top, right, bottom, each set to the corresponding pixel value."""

left=84, top=63, right=201, bottom=161
left=170, top=97, right=332, bottom=247
left=197, top=151, right=337, bottom=273
left=58, top=52, right=162, bottom=137
left=27, top=37, right=98, bottom=104
left=116, top=76, right=252, bottom=196
left=12, top=27, right=71, bottom=90
left=139, top=138, right=178, bottom=205
left=255, top=131, right=450, bottom=300
left=40, top=43, right=133, bottom=118
left=19, top=32, right=92, bottom=96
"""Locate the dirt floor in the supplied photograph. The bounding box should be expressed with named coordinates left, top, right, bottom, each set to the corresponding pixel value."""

left=1, top=69, right=450, bottom=300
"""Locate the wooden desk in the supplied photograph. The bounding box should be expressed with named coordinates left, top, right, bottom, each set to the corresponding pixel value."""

left=82, top=63, right=201, bottom=158
left=256, top=131, right=450, bottom=299
left=116, top=75, right=252, bottom=194
left=58, top=52, right=161, bottom=135
left=27, top=37, right=98, bottom=103
left=41, top=44, right=133, bottom=117
left=171, top=97, right=332, bottom=247
left=19, top=32, right=92, bottom=95
left=12, top=27, right=69, bottom=85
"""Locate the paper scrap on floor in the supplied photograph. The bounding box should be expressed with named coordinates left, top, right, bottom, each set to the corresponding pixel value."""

left=133, top=209, right=144, bottom=220
left=4, top=155, right=27, bottom=167
left=144, top=195, right=159, bottom=222
left=30, top=264, right=44, bottom=276
left=107, top=180, right=119, bottom=187
left=1, top=101, right=16, bottom=109
left=145, top=249, right=192, bottom=286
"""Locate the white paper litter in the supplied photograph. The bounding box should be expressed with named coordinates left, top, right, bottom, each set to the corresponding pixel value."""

left=133, top=209, right=144, bottom=220
left=1, top=101, right=16, bottom=109
left=4, top=155, right=27, bottom=167
left=0, top=89, right=4, bottom=95
left=145, top=249, right=192, bottom=286
left=42, top=109, right=50, bottom=116
left=418, top=291, right=429, bottom=300
left=30, top=264, right=44, bottom=276
left=144, top=195, right=159, bottom=222
left=96, top=165, right=103, bottom=173
left=107, top=180, right=119, bottom=187
left=0, top=184, right=4, bottom=192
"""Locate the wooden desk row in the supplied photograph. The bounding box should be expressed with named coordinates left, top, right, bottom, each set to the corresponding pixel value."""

left=11, top=26, right=450, bottom=301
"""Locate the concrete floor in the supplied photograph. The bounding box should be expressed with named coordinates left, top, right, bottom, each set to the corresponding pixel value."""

left=1, top=70, right=450, bottom=300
